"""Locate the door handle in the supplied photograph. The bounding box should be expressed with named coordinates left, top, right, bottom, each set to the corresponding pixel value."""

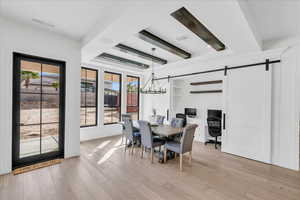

left=223, top=113, right=226, bottom=130
left=167, top=109, right=169, bottom=121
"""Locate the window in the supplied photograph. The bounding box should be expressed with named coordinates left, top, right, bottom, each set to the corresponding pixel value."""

left=127, top=76, right=140, bottom=120
left=80, top=67, right=98, bottom=127
left=104, top=72, right=121, bottom=124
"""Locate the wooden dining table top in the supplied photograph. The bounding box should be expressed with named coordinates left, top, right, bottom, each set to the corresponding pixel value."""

left=151, top=125, right=183, bottom=137
left=126, top=120, right=184, bottom=137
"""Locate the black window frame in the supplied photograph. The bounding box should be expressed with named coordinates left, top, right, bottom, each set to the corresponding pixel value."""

left=104, top=71, right=122, bottom=125
left=80, top=67, right=98, bottom=128
left=126, top=75, right=140, bottom=120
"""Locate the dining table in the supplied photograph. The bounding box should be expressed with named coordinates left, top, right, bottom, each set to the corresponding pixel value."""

left=120, top=120, right=185, bottom=162
left=130, top=120, right=184, bottom=137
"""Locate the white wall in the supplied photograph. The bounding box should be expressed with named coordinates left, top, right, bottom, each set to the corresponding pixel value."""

left=80, top=63, right=144, bottom=142
left=143, top=47, right=300, bottom=170
left=271, top=46, right=300, bottom=170
left=171, top=73, right=223, bottom=142
left=0, top=18, right=81, bottom=175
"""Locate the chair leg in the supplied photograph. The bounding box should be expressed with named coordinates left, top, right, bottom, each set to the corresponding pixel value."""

left=189, top=151, right=192, bottom=165
left=215, top=137, right=218, bottom=149
left=180, top=154, right=183, bottom=171
left=175, top=153, right=177, bottom=159
left=141, top=145, right=144, bottom=158
left=151, top=148, right=154, bottom=163
left=159, top=146, right=161, bottom=152
left=124, top=139, right=127, bottom=152
left=164, top=148, right=167, bottom=163
left=131, top=141, right=134, bottom=155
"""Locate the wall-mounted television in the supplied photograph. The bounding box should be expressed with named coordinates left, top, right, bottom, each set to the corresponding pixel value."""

left=185, top=108, right=197, bottom=117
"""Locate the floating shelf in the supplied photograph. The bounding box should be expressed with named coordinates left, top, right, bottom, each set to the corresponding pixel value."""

left=190, top=90, right=222, bottom=94
left=190, top=80, right=222, bottom=86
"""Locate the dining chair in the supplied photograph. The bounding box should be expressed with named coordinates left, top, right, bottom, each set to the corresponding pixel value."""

left=156, top=115, right=165, bottom=125
left=164, top=124, right=198, bottom=171
left=121, top=114, right=132, bottom=143
left=170, top=118, right=184, bottom=128
left=175, top=113, right=187, bottom=127
left=122, top=114, right=140, bottom=155
left=138, top=120, right=165, bottom=163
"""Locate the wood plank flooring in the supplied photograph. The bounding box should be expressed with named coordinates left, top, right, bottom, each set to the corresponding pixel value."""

left=1, top=135, right=300, bottom=200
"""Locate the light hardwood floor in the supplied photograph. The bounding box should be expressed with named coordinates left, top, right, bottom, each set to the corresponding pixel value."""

left=1, top=135, right=300, bottom=200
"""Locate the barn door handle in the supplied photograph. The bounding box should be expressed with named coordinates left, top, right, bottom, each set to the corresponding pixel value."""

left=167, top=109, right=169, bottom=121
left=223, top=113, right=226, bottom=130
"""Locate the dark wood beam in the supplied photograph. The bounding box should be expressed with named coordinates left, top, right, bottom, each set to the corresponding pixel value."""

left=138, top=30, right=191, bottom=59
left=171, top=7, right=226, bottom=51
left=96, top=53, right=149, bottom=69
left=115, top=44, right=167, bottom=65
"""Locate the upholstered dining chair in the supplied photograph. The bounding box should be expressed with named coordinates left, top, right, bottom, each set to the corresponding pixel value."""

left=170, top=118, right=184, bottom=128
left=122, top=114, right=140, bottom=155
left=156, top=115, right=165, bottom=125
left=164, top=124, right=198, bottom=171
left=170, top=118, right=184, bottom=143
left=138, top=120, right=165, bottom=163
left=121, top=114, right=132, bottom=143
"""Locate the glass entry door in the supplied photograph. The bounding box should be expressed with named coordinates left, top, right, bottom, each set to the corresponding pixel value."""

left=12, top=53, right=65, bottom=168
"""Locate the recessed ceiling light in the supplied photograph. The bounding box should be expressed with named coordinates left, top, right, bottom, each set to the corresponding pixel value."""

left=32, top=18, right=55, bottom=28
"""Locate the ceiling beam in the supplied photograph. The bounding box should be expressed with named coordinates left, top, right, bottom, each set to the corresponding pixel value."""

left=96, top=53, right=149, bottom=69
left=171, top=7, right=226, bottom=51
left=114, top=44, right=167, bottom=65
left=138, top=30, right=191, bottom=59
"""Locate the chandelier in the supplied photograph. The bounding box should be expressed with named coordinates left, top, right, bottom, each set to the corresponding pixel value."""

left=140, top=48, right=167, bottom=94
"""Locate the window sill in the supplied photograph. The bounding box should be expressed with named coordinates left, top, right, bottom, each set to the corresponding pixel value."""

left=80, top=124, right=98, bottom=128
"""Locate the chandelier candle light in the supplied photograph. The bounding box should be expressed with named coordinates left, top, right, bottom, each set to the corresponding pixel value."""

left=140, top=48, right=167, bottom=94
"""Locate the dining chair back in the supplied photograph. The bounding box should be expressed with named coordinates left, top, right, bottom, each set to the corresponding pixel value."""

left=164, top=124, right=198, bottom=171
left=180, top=124, right=198, bottom=154
left=156, top=115, right=165, bottom=125
left=138, top=120, right=165, bottom=163
left=170, top=118, right=184, bottom=128
left=122, top=114, right=134, bottom=141
left=122, top=113, right=132, bottom=121
left=138, top=120, right=153, bottom=148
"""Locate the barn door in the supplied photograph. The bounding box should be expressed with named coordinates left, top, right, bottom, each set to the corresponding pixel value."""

left=222, top=64, right=272, bottom=163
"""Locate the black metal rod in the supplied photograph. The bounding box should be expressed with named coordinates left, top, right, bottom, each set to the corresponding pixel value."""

left=154, top=59, right=281, bottom=81
left=223, top=113, right=226, bottom=130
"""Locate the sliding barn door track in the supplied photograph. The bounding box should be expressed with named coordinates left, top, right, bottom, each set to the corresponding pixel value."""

left=154, top=59, right=280, bottom=81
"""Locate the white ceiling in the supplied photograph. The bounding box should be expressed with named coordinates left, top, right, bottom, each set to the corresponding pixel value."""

left=1, top=0, right=299, bottom=71
left=0, top=0, right=131, bottom=40
left=82, top=0, right=262, bottom=67
left=244, top=0, right=300, bottom=42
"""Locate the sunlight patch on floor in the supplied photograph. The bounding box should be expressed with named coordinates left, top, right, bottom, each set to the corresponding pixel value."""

left=97, top=138, right=123, bottom=165
left=88, top=140, right=111, bottom=157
